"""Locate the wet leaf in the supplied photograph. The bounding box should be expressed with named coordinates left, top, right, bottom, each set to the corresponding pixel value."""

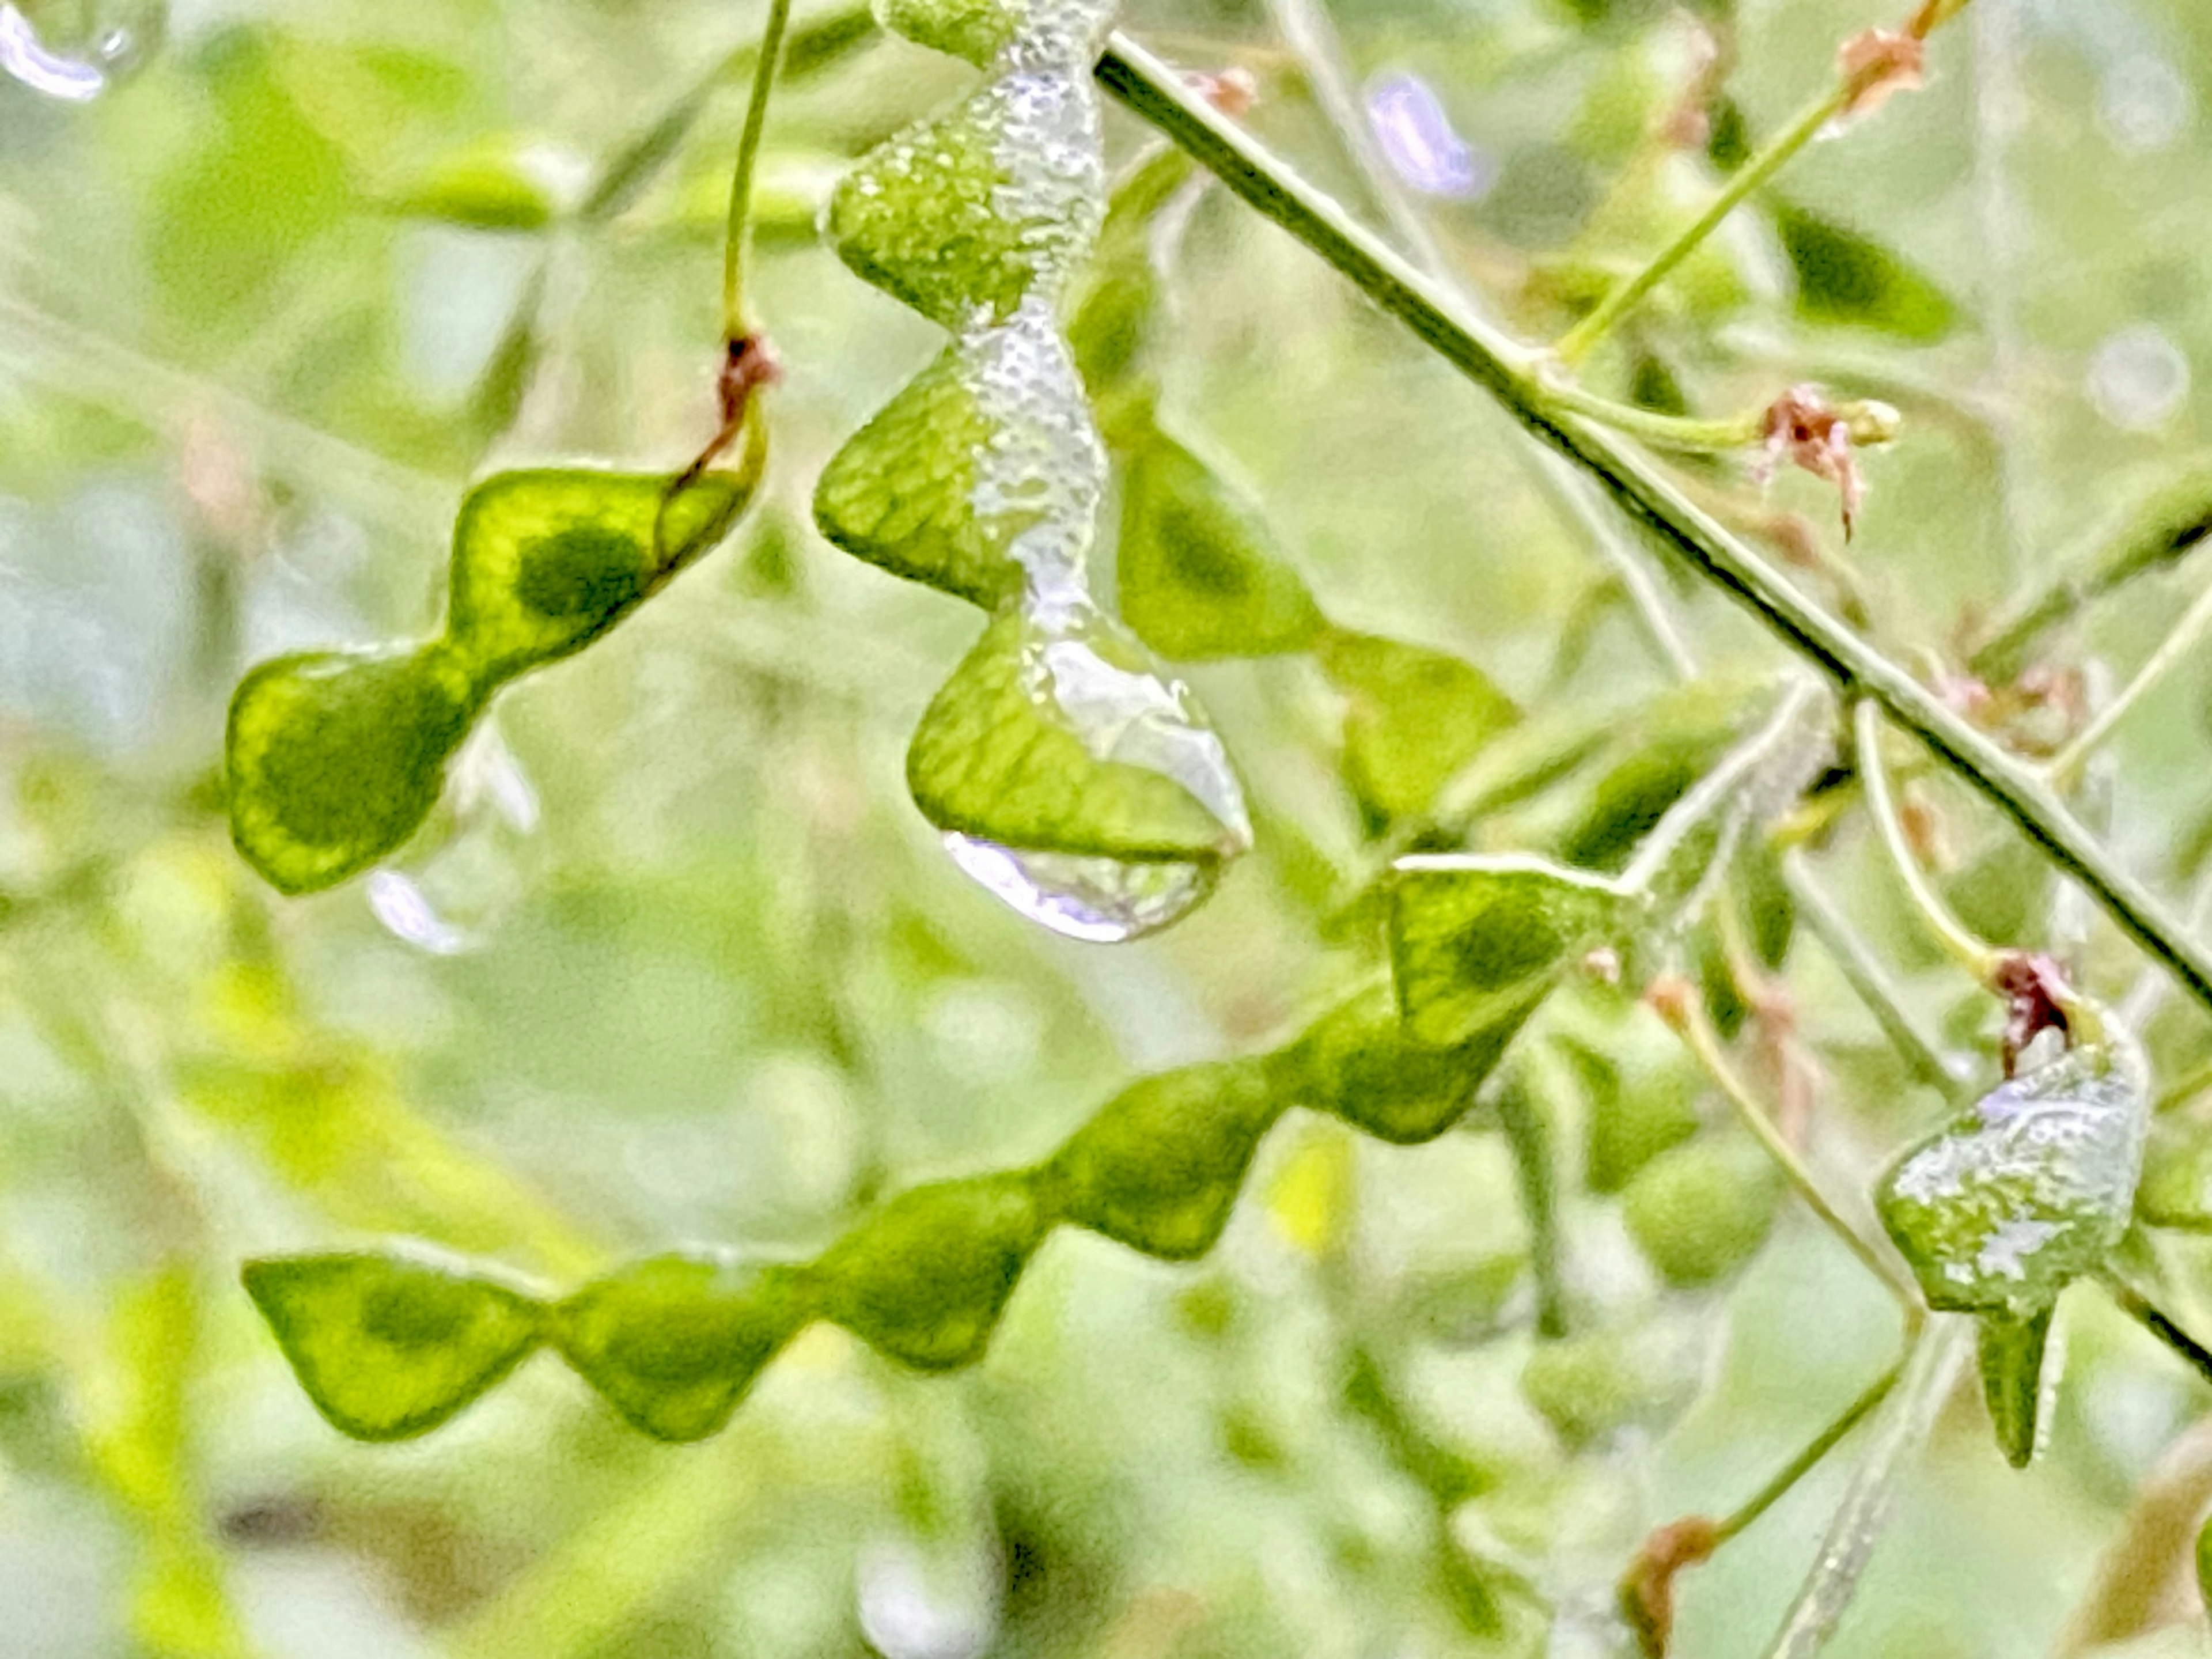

left=226, top=646, right=477, bottom=896
left=812, top=344, right=1024, bottom=609
left=907, top=606, right=1249, bottom=865
left=1321, top=631, right=1520, bottom=830
left=447, top=461, right=762, bottom=682
left=1877, top=1043, right=2150, bottom=1316
left=242, top=1251, right=546, bottom=1441
left=1388, top=854, right=1624, bottom=1047
left=811, top=1175, right=1046, bottom=1369
left=825, top=78, right=1102, bottom=331
left=1774, top=203, right=1957, bottom=342
left=1977, top=1305, right=2054, bottom=1469
left=1048, top=1059, right=1284, bottom=1259
left=552, top=1253, right=805, bottom=1443
left=1117, top=432, right=1321, bottom=661
left=878, top=0, right=1022, bottom=66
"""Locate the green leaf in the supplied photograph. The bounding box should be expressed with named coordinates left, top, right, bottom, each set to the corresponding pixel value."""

left=1278, top=981, right=1541, bottom=1145
left=2197, top=1508, right=2212, bottom=1622
left=1556, top=998, right=1701, bottom=1194
left=1877, top=1043, right=2150, bottom=1316
left=1612, top=679, right=1827, bottom=923
left=810, top=1175, right=1046, bottom=1369
left=1048, top=1059, right=1284, bottom=1259
left=1621, top=1135, right=1779, bottom=1287
left=552, top=1253, right=805, bottom=1442
left=1320, top=631, right=1520, bottom=830
left=446, top=463, right=762, bottom=683
left=825, top=77, right=1103, bottom=331
left=1772, top=202, right=1958, bottom=342
left=1552, top=678, right=1772, bottom=873
left=242, top=1251, right=546, bottom=1441
left=225, top=646, right=478, bottom=895
left=1388, top=855, right=1624, bottom=1047
left=376, top=142, right=566, bottom=230
left=1976, top=1306, right=2054, bottom=1469
left=1071, top=145, right=1197, bottom=398
left=906, top=606, right=1250, bottom=863
left=1117, top=431, right=1321, bottom=660
left=813, top=344, right=1025, bottom=609
left=877, top=0, right=1022, bottom=65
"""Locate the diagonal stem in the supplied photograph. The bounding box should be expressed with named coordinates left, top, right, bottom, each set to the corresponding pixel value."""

left=1095, top=34, right=2212, bottom=1022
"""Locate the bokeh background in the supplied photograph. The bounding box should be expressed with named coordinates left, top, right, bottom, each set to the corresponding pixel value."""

left=8, top=0, right=2212, bottom=1655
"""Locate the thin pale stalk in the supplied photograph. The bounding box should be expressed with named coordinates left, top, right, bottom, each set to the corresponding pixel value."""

left=2047, top=572, right=2212, bottom=788
left=1853, top=699, right=1999, bottom=982
left=1785, top=854, right=1965, bottom=1093
left=1760, top=1317, right=1969, bottom=1659
left=1713, top=1353, right=1906, bottom=1548
left=1669, top=990, right=1922, bottom=1315
left=1095, top=36, right=2212, bottom=1021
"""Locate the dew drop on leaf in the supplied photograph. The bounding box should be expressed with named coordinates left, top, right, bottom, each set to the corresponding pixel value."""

left=912, top=605, right=1252, bottom=942
left=0, top=0, right=160, bottom=102
left=367, top=721, right=541, bottom=956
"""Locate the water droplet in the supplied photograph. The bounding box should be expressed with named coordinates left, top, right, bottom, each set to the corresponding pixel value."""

left=367, top=722, right=540, bottom=955
left=1367, top=71, right=1493, bottom=199
left=0, top=1, right=160, bottom=102
left=2087, top=324, right=2190, bottom=430
left=942, top=833, right=1222, bottom=942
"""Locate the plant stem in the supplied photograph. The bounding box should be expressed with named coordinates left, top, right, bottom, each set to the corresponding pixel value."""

left=1539, top=383, right=1759, bottom=452
left=1968, top=474, right=2212, bottom=683
left=1713, top=1354, right=1906, bottom=1548
left=1760, top=1317, right=1969, bottom=1659
left=2102, top=1274, right=2212, bottom=1392
left=2046, top=571, right=2212, bottom=788
left=582, top=1, right=873, bottom=225
left=723, top=0, right=798, bottom=340
left=1097, top=35, right=2212, bottom=1022
left=1665, top=984, right=1922, bottom=1315
left=1558, top=89, right=1844, bottom=366
left=1853, top=698, right=2000, bottom=982
left=1785, top=853, right=1967, bottom=1093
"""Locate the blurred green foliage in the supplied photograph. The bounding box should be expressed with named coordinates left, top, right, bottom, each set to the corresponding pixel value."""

left=8, top=0, right=2212, bottom=1656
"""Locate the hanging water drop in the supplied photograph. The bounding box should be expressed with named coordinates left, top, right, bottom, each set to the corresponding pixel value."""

left=909, top=605, right=1252, bottom=944
left=367, top=721, right=540, bottom=955
left=0, top=0, right=161, bottom=102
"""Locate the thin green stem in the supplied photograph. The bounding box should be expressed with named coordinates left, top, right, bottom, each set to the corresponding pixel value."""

left=1539, top=384, right=1759, bottom=452
left=1665, top=985, right=1922, bottom=1315
left=1097, top=36, right=2212, bottom=1022
left=1557, top=89, right=1844, bottom=366
left=1968, top=474, right=2212, bottom=683
left=2047, top=571, right=2212, bottom=788
left=1853, top=698, right=2000, bottom=982
left=1713, top=1353, right=1906, bottom=1548
left=1785, top=853, right=1965, bottom=1093
left=723, top=0, right=798, bottom=340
